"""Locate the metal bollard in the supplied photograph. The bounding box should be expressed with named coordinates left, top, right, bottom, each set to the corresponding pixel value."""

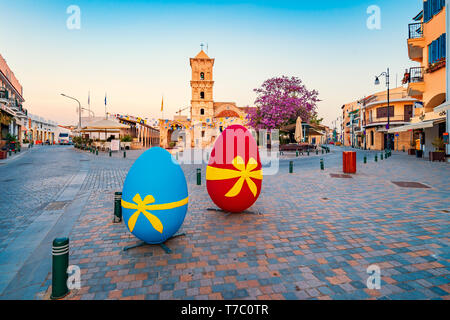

left=197, top=168, right=201, bottom=185
left=322, top=149, right=324, bottom=155
left=51, top=237, right=70, bottom=300
left=375, top=155, right=378, bottom=162
left=109, top=150, right=112, bottom=157
left=289, top=161, right=293, bottom=174
left=364, top=156, right=367, bottom=164
left=381, top=154, right=384, bottom=161
left=296, top=150, right=299, bottom=157
left=114, top=192, right=122, bottom=223
left=96, top=149, right=98, bottom=156
left=320, top=159, right=324, bottom=170
left=123, top=151, right=126, bottom=158
left=8, top=150, right=11, bottom=157
left=307, top=150, right=310, bottom=156
left=316, top=150, right=318, bottom=155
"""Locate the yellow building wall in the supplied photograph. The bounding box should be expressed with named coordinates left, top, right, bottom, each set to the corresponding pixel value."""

left=420, top=8, right=446, bottom=111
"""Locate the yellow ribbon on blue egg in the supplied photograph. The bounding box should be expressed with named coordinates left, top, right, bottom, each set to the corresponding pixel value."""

left=122, top=194, right=188, bottom=234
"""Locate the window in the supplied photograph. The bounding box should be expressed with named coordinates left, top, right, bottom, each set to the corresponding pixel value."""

left=428, top=33, right=446, bottom=64
left=201, top=131, right=205, bottom=138
left=200, top=92, right=205, bottom=99
left=424, top=0, right=445, bottom=22
left=371, top=131, right=374, bottom=146
left=376, top=106, right=394, bottom=118
left=200, top=72, right=205, bottom=80
left=200, top=108, right=205, bottom=115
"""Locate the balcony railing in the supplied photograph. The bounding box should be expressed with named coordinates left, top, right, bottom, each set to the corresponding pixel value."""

left=402, top=67, right=424, bottom=84
left=365, top=115, right=411, bottom=126
left=0, top=90, right=8, bottom=100
left=408, top=23, right=423, bottom=39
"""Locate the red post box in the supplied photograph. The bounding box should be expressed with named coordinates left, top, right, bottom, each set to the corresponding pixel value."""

left=343, top=151, right=357, bottom=174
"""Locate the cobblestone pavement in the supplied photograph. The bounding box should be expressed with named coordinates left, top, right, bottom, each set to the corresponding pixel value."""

left=1, top=145, right=449, bottom=300
left=0, top=146, right=81, bottom=251
left=31, top=146, right=450, bottom=300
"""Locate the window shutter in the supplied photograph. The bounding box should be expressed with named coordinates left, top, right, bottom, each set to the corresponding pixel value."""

left=428, top=44, right=432, bottom=64
left=443, top=33, right=446, bottom=59
left=424, top=1, right=428, bottom=22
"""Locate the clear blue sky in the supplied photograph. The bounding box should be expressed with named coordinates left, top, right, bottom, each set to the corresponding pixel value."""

left=0, top=0, right=424, bottom=127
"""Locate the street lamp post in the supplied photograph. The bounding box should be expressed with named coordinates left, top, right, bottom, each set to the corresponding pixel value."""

left=61, top=93, right=82, bottom=136
left=375, top=68, right=391, bottom=150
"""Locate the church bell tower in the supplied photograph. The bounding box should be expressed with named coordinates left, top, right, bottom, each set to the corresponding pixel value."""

left=190, top=49, right=215, bottom=122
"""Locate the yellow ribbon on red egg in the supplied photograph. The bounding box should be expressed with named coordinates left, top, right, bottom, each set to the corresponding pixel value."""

left=206, top=156, right=263, bottom=198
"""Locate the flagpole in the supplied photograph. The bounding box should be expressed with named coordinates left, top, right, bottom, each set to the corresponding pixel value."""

left=105, top=92, right=107, bottom=120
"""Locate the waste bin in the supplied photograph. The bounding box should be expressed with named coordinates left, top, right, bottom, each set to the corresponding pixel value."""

left=343, top=151, right=356, bottom=174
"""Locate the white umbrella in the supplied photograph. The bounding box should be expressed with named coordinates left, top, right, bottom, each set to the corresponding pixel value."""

left=294, top=117, right=303, bottom=143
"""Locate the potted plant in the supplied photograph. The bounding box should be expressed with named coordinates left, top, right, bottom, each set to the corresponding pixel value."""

left=430, top=137, right=445, bottom=162
left=22, top=138, right=30, bottom=149
left=120, top=135, right=133, bottom=150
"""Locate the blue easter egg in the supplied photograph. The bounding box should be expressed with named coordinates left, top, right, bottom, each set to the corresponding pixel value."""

left=121, top=147, right=188, bottom=244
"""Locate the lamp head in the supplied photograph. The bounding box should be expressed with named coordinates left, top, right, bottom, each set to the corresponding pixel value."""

left=374, top=77, right=380, bottom=85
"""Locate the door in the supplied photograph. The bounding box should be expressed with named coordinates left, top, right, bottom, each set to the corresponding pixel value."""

left=384, top=133, right=395, bottom=150
left=404, top=105, right=413, bottom=122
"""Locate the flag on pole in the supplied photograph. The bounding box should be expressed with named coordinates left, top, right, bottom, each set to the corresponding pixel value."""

left=105, top=93, right=107, bottom=106
left=88, top=91, right=90, bottom=106
left=161, top=96, right=164, bottom=112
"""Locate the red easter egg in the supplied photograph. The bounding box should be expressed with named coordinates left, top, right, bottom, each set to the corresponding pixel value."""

left=206, top=125, right=262, bottom=213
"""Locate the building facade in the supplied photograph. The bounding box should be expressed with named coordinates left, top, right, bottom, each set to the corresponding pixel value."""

left=362, top=87, right=418, bottom=151
left=25, top=114, right=58, bottom=144
left=160, top=50, right=250, bottom=149
left=341, top=101, right=360, bottom=147
left=397, top=1, right=447, bottom=156
left=0, top=54, right=28, bottom=149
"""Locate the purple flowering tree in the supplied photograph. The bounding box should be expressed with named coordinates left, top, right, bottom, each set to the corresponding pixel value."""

left=246, top=76, right=319, bottom=130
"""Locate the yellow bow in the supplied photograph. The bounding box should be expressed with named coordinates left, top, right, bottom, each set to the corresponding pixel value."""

left=122, top=194, right=188, bottom=234
left=206, top=156, right=262, bottom=198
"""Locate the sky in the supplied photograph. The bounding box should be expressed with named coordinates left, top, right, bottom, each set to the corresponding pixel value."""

left=0, top=0, right=424, bottom=127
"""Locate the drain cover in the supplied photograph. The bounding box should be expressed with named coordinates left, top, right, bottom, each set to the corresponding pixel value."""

left=392, top=181, right=431, bottom=189
left=330, top=174, right=353, bottom=179
left=45, top=201, right=70, bottom=211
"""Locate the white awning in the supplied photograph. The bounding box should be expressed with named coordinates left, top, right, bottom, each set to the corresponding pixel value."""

left=434, top=101, right=450, bottom=113
left=387, top=121, right=434, bottom=133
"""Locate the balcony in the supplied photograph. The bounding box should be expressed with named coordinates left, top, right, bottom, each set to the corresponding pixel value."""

left=407, top=23, right=424, bottom=61
left=403, top=67, right=425, bottom=98
left=0, top=89, right=8, bottom=104
left=365, top=115, right=411, bottom=127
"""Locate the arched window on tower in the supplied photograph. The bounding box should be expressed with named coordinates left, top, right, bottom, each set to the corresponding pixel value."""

left=200, top=108, right=205, bottom=115
left=200, top=92, right=205, bottom=99
left=200, top=72, right=205, bottom=80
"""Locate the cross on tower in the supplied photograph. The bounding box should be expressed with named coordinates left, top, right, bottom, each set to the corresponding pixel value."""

left=200, top=43, right=205, bottom=51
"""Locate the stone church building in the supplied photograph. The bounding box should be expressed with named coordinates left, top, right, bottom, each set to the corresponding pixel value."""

left=159, top=50, right=252, bottom=149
